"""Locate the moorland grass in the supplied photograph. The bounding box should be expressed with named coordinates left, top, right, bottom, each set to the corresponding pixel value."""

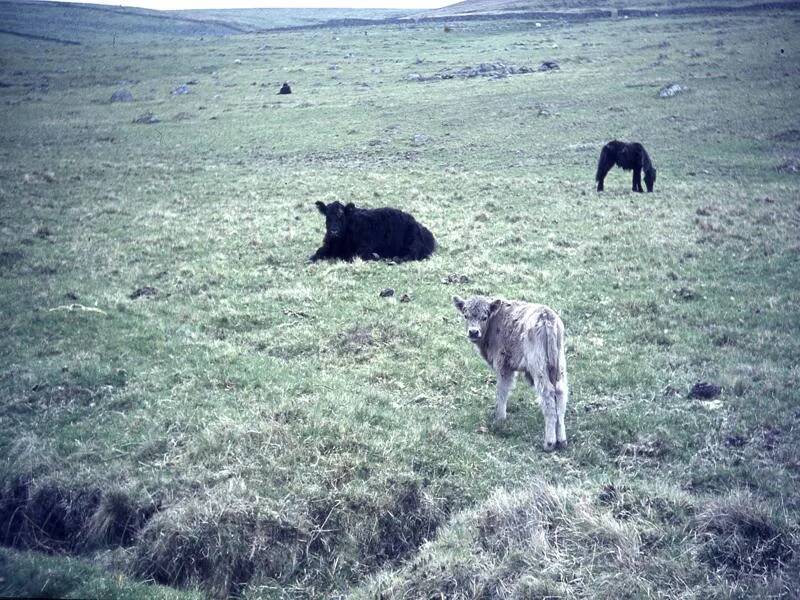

left=0, top=7, right=798, bottom=599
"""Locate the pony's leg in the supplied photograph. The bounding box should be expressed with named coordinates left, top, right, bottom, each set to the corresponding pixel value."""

left=632, top=168, right=643, bottom=193
left=596, top=148, right=613, bottom=192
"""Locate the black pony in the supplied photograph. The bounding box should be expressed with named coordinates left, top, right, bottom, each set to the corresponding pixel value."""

left=595, top=140, right=657, bottom=192
left=309, top=201, right=436, bottom=262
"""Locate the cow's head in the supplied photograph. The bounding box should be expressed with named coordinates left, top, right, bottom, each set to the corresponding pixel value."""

left=644, top=167, right=657, bottom=192
left=316, top=201, right=355, bottom=239
left=452, top=295, right=502, bottom=343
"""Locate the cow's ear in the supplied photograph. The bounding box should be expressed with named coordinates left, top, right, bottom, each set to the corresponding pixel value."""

left=315, top=201, right=327, bottom=214
left=345, top=202, right=356, bottom=213
left=489, top=299, right=502, bottom=315
left=452, top=296, right=465, bottom=313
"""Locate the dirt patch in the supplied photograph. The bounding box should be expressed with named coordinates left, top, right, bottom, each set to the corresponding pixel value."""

left=773, top=129, right=800, bottom=142
left=777, top=157, right=800, bottom=173
left=0, top=250, right=24, bottom=268
left=689, top=381, right=721, bottom=399
left=129, top=286, right=158, bottom=300
left=365, top=480, right=442, bottom=565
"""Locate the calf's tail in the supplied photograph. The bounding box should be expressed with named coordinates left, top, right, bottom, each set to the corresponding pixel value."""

left=545, top=317, right=562, bottom=386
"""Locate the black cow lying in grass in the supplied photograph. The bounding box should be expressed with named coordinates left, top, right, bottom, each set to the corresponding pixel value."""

left=596, top=140, right=657, bottom=192
left=310, top=201, right=436, bottom=262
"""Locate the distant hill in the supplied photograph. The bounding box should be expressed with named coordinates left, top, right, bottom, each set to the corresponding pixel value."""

left=176, top=8, right=411, bottom=31
left=0, top=0, right=251, bottom=43
left=413, top=0, right=800, bottom=18
left=0, top=1, right=410, bottom=44
left=2, top=0, right=797, bottom=45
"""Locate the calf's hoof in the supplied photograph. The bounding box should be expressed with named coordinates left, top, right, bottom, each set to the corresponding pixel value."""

left=556, top=440, right=568, bottom=450
left=542, top=441, right=556, bottom=452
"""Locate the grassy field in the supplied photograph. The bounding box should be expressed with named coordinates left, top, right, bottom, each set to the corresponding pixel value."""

left=1, top=5, right=799, bottom=599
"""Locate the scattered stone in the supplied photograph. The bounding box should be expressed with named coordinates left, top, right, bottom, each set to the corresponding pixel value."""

left=171, top=84, right=191, bottom=95
left=278, top=82, right=292, bottom=95
left=412, top=133, right=430, bottom=146
left=129, top=286, right=158, bottom=300
left=441, top=274, right=470, bottom=284
left=659, top=83, right=685, bottom=98
left=110, top=88, right=133, bottom=103
left=185, top=79, right=199, bottom=85
left=23, top=171, right=56, bottom=184
left=689, top=381, right=722, bottom=400
left=538, top=60, right=560, bottom=71
left=379, top=288, right=395, bottom=298
left=65, top=291, right=79, bottom=301
left=622, top=436, right=669, bottom=458
left=399, top=293, right=411, bottom=303
left=408, top=61, right=538, bottom=82
left=133, top=112, right=159, bottom=124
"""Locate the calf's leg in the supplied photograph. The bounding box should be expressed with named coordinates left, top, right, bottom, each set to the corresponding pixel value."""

left=555, top=378, right=568, bottom=449
left=494, top=370, right=516, bottom=423
left=529, top=371, right=557, bottom=451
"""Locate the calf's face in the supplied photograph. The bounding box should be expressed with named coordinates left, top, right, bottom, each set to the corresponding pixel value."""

left=453, top=295, right=501, bottom=342
left=315, top=201, right=354, bottom=239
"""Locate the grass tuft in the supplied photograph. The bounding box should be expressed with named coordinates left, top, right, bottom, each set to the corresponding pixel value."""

left=695, top=492, right=797, bottom=576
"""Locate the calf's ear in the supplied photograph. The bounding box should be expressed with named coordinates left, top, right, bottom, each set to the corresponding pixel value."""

left=452, top=296, right=465, bottom=313
left=315, top=201, right=327, bottom=214
left=345, top=202, right=356, bottom=213
left=489, top=299, right=502, bottom=315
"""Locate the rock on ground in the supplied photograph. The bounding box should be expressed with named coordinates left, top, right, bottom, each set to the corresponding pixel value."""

left=110, top=88, right=133, bottom=103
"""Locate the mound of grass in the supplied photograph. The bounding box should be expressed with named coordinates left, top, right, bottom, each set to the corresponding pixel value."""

left=0, top=547, right=200, bottom=600
left=361, top=481, right=799, bottom=599
left=696, top=492, right=797, bottom=576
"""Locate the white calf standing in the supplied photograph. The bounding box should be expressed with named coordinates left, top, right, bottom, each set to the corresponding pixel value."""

left=453, top=295, right=569, bottom=451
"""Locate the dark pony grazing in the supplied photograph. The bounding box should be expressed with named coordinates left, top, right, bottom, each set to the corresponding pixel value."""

left=595, top=140, right=657, bottom=192
left=309, top=201, right=436, bottom=263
